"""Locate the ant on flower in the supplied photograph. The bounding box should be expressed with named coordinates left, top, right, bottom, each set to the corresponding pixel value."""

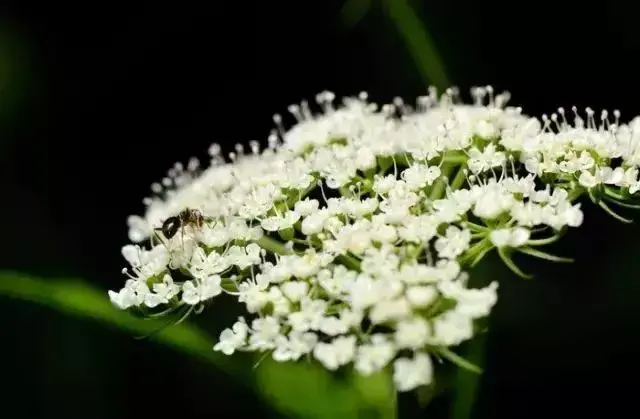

left=153, top=207, right=205, bottom=248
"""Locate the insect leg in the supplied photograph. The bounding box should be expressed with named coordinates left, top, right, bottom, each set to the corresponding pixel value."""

left=153, top=228, right=171, bottom=253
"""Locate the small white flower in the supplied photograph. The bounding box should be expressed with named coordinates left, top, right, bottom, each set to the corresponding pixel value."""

left=248, top=316, right=281, bottom=351
left=348, top=274, right=386, bottom=310
left=126, top=215, right=153, bottom=243
left=354, top=334, right=396, bottom=375
left=280, top=281, right=309, bottom=302
left=405, top=285, right=438, bottom=308
left=151, top=274, right=180, bottom=302
left=401, top=164, right=441, bottom=190
left=318, top=316, right=349, bottom=336
left=214, top=318, right=248, bottom=355
left=393, top=353, right=433, bottom=392
left=313, top=335, right=357, bottom=370
left=369, top=298, right=412, bottom=324
left=238, top=275, right=270, bottom=313
left=288, top=298, right=327, bottom=332
left=474, top=119, right=499, bottom=138
left=578, top=166, right=625, bottom=189
left=268, top=286, right=292, bottom=316
left=395, top=317, right=431, bottom=350
left=432, top=311, right=474, bottom=346
left=489, top=227, right=530, bottom=248
left=182, top=275, right=222, bottom=305
left=294, top=198, right=320, bottom=216
left=467, top=144, right=505, bottom=174
left=301, top=210, right=330, bottom=235
left=435, top=226, right=472, bottom=259
left=190, top=248, right=230, bottom=276
left=108, top=281, right=141, bottom=310
left=273, top=331, right=318, bottom=362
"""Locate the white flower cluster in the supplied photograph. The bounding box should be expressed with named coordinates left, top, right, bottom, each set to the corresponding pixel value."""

left=109, top=86, right=640, bottom=392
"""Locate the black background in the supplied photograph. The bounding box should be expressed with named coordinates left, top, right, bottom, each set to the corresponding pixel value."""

left=2, top=1, right=640, bottom=418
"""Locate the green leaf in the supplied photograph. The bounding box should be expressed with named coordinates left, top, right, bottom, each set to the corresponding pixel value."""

left=497, top=248, right=533, bottom=279
left=470, top=245, right=493, bottom=268
left=0, top=272, right=395, bottom=418
left=255, top=360, right=382, bottom=419
left=598, top=200, right=633, bottom=223
left=351, top=369, right=396, bottom=419
left=517, top=246, right=574, bottom=263
left=336, top=253, right=363, bottom=271
left=607, top=198, right=640, bottom=209
left=256, top=235, right=293, bottom=255
left=0, top=271, right=242, bottom=373
left=385, top=0, right=450, bottom=91
left=604, top=186, right=627, bottom=201
left=435, top=347, right=483, bottom=374
left=526, top=233, right=564, bottom=246
left=451, top=335, right=487, bottom=419
left=340, top=0, right=372, bottom=28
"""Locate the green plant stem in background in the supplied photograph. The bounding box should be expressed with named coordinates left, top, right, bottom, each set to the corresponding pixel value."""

left=0, top=271, right=396, bottom=419
left=0, top=272, right=244, bottom=375
left=450, top=165, right=468, bottom=191
left=385, top=0, right=450, bottom=91
left=429, top=163, right=456, bottom=200
left=451, top=334, right=488, bottom=419
left=256, top=235, right=293, bottom=255
left=340, top=0, right=372, bottom=28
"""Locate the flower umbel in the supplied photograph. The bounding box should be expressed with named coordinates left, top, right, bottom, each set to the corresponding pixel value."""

left=109, top=86, right=640, bottom=393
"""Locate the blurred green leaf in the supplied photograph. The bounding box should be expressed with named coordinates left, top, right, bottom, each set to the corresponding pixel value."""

left=257, top=361, right=361, bottom=419
left=340, top=0, right=372, bottom=28
left=0, top=271, right=245, bottom=374
left=257, top=361, right=396, bottom=419
left=451, top=335, right=487, bottom=419
left=0, top=272, right=396, bottom=418
left=351, top=369, right=396, bottom=418
left=385, top=0, right=450, bottom=91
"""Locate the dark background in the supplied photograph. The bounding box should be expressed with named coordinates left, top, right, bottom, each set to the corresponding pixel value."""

left=2, top=1, right=640, bottom=418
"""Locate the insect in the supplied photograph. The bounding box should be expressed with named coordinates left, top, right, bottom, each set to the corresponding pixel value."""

left=154, top=208, right=205, bottom=245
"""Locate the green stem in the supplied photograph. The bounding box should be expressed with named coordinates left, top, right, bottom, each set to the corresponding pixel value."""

left=497, top=247, right=533, bottom=279
left=336, top=253, right=362, bottom=271
left=567, top=186, right=585, bottom=203
left=458, top=238, right=491, bottom=267
left=526, top=234, right=562, bottom=246
left=517, top=246, right=573, bottom=263
left=604, top=186, right=626, bottom=201
left=255, top=235, right=292, bottom=255
left=436, top=347, right=483, bottom=374
left=286, top=183, right=317, bottom=208
left=466, top=221, right=489, bottom=232
left=440, top=152, right=467, bottom=165
left=606, top=198, right=640, bottom=209
left=429, top=163, right=456, bottom=201
left=385, top=0, right=450, bottom=90
left=392, top=390, right=398, bottom=419
left=340, top=0, right=372, bottom=28
left=598, top=200, right=633, bottom=223
left=449, top=165, right=467, bottom=191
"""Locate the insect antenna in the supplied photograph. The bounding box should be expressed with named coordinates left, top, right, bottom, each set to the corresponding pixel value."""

left=152, top=227, right=170, bottom=251
left=180, top=223, right=186, bottom=252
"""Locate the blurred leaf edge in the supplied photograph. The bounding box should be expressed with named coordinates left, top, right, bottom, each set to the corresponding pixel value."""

left=0, top=271, right=396, bottom=419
